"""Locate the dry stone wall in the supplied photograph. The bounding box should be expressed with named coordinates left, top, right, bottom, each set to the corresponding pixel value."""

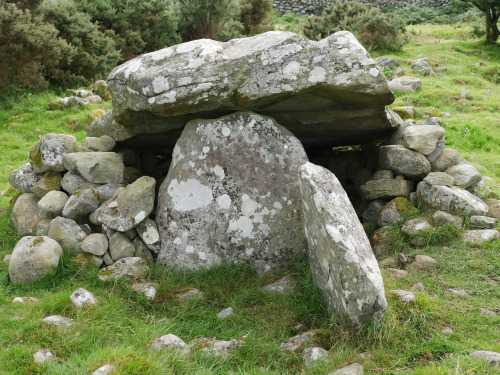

left=273, top=0, right=454, bottom=16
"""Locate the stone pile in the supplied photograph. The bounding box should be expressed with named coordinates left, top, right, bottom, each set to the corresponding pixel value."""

left=46, top=81, right=111, bottom=110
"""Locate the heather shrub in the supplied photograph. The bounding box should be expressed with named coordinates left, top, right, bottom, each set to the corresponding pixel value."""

left=303, top=1, right=406, bottom=50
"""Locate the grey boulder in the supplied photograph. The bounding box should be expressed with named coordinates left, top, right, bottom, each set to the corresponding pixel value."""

left=300, top=162, right=386, bottom=328
left=462, top=230, right=499, bottom=243
left=63, top=152, right=124, bottom=184
left=47, top=217, right=87, bottom=253
left=423, top=172, right=454, bottom=186
left=379, top=145, right=430, bottom=180
left=360, top=179, right=413, bottom=201
left=70, top=288, right=98, bottom=308
left=81, top=233, right=108, bottom=256
left=10, top=193, right=41, bottom=236
left=61, top=171, right=101, bottom=194
left=445, top=164, right=482, bottom=189
left=81, top=135, right=116, bottom=152
left=9, top=236, right=63, bottom=285
left=433, top=211, right=463, bottom=229
left=29, top=133, right=78, bottom=173
left=470, top=215, right=498, bottom=229
left=471, top=350, right=500, bottom=367
left=402, top=125, right=445, bottom=155
left=109, top=232, right=136, bottom=261
left=8, top=163, right=43, bottom=193
left=62, top=188, right=100, bottom=220
left=38, top=191, right=69, bottom=219
left=431, top=148, right=460, bottom=172
left=98, top=257, right=149, bottom=281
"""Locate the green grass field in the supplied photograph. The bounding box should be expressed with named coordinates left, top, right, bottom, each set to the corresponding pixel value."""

left=0, top=22, right=499, bottom=374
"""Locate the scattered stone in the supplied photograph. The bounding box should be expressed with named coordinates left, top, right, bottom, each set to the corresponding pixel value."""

left=433, top=210, right=463, bottom=229
left=470, top=216, right=498, bottom=229
left=391, top=106, right=416, bottom=120
left=378, top=197, right=415, bottom=227
left=470, top=350, right=500, bottom=367
left=99, top=176, right=155, bottom=232
left=423, top=172, right=454, bottom=186
left=176, top=288, right=204, bottom=304
left=61, top=172, right=101, bottom=194
left=480, top=307, right=500, bottom=317
left=379, top=257, right=396, bottom=267
left=47, top=96, right=89, bottom=110
left=217, top=307, right=234, bottom=319
left=462, top=230, right=500, bottom=243
left=136, top=218, right=161, bottom=253
left=43, top=315, right=74, bottom=327
left=300, top=162, right=387, bottom=328
left=376, top=56, right=399, bottom=69
left=63, top=152, right=124, bottom=184
left=29, top=134, right=78, bottom=173
left=390, top=290, right=416, bottom=304
left=408, top=255, right=438, bottom=271
left=109, top=232, right=136, bottom=261
left=447, top=288, right=470, bottom=297
left=9, top=163, right=43, bottom=193
left=410, top=283, right=425, bottom=291
left=192, top=338, right=239, bottom=357
left=303, top=347, right=329, bottom=369
left=379, top=145, right=431, bottom=180
left=387, top=268, right=407, bottom=279
left=416, top=182, right=489, bottom=216
left=153, top=334, right=188, bottom=351
left=31, top=172, right=63, bottom=198
left=13, top=297, right=40, bottom=303
left=441, top=327, right=453, bottom=335
left=131, top=282, right=157, bottom=300
left=91, top=364, right=116, bottom=375
left=411, top=58, right=431, bottom=70
left=33, top=349, right=56, bottom=364
left=279, top=331, right=327, bottom=352
left=48, top=217, right=87, bottom=254
left=86, top=95, right=102, bottom=104
left=431, top=149, right=460, bottom=172
left=401, top=217, right=432, bottom=238
left=88, top=109, right=106, bottom=122
left=262, top=275, right=297, bottom=295
left=360, top=179, right=413, bottom=201
left=81, top=233, right=108, bottom=256
left=70, top=288, right=98, bottom=308
left=82, top=135, right=116, bottom=152
left=98, top=257, right=149, bottom=281
left=10, top=193, right=41, bottom=236
left=388, top=76, right=422, bottom=92
left=9, top=236, right=63, bottom=285
left=38, top=191, right=68, bottom=219
left=329, top=363, right=364, bottom=375
left=402, top=125, right=445, bottom=155
left=62, top=189, right=100, bottom=220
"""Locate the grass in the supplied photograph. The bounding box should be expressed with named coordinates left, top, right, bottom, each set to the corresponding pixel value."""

left=0, top=21, right=499, bottom=374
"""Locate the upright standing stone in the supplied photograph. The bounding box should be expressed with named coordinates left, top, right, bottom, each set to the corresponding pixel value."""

left=156, top=112, right=308, bottom=274
left=299, top=162, right=386, bottom=328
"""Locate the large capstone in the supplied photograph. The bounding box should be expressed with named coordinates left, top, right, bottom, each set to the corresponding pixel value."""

left=94, top=31, right=397, bottom=154
left=299, top=162, right=387, bottom=328
left=156, top=112, right=308, bottom=274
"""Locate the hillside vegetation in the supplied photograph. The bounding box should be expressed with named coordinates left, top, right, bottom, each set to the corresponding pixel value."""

left=0, top=15, right=499, bottom=375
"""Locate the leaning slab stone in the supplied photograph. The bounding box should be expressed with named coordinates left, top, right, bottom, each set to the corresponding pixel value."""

left=106, top=31, right=396, bottom=152
left=470, top=216, right=498, bottom=229
left=70, top=288, right=98, bottom=308
left=98, top=257, right=149, bottom=281
left=9, top=236, right=62, bottom=285
left=61, top=171, right=101, bottom=194
left=379, top=145, right=430, bottom=181
left=360, top=179, right=413, bottom=201
left=99, top=176, right=155, bottom=232
left=29, top=134, right=78, bottom=173
left=63, top=152, right=124, bottom=184
left=471, top=351, right=500, bottom=367
left=43, top=315, right=73, bottom=327
left=62, top=189, right=100, bottom=220
left=402, top=125, right=445, bottom=155
left=299, top=162, right=386, bottom=328
left=416, top=182, right=489, bottom=215
left=462, top=230, right=500, bottom=243
left=47, top=217, right=87, bottom=253
left=446, top=164, right=482, bottom=189
left=9, top=163, right=43, bottom=193
left=157, top=112, right=308, bottom=274
left=38, top=191, right=68, bottom=219
left=10, top=193, right=41, bottom=237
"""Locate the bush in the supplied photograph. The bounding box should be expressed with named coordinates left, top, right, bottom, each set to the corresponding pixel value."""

left=303, top=1, right=406, bottom=50
left=239, top=0, right=273, bottom=35
left=0, top=1, right=75, bottom=89
left=38, top=0, right=121, bottom=84
left=381, top=2, right=477, bottom=25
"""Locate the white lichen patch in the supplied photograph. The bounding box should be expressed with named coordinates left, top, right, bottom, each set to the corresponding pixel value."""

left=152, top=77, right=170, bottom=94
left=211, top=165, right=225, bottom=180
left=134, top=211, right=146, bottom=224
left=168, top=179, right=214, bottom=212
left=308, top=66, right=326, bottom=84
left=216, top=194, right=231, bottom=209
left=369, top=68, right=379, bottom=77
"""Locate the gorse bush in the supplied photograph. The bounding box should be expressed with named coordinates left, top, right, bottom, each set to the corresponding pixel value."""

left=303, top=1, right=407, bottom=50
left=382, top=2, right=479, bottom=25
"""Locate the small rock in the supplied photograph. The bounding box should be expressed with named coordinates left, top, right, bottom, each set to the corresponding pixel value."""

left=9, top=163, right=43, bottom=193
left=303, top=347, right=329, bottom=369
left=401, top=217, right=432, bottom=246
left=98, top=257, right=149, bottom=281
left=423, top=172, right=454, bottom=186
left=470, top=350, right=500, bottom=367
left=387, top=268, right=407, bottom=279
left=38, top=191, right=69, bottom=219
left=441, top=327, right=453, bottom=335
left=402, top=125, right=445, bottom=156
left=378, top=197, right=415, bottom=227
left=392, top=106, right=416, bottom=120
left=61, top=172, right=100, bottom=195
left=480, top=307, right=499, bottom=317
left=103, top=251, right=114, bottom=266
left=262, top=275, right=297, bottom=294
left=152, top=334, right=188, bottom=351
left=192, top=338, right=240, bottom=357
left=136, top=218, right=161, bottom=253
left=408, top=255, right=438, bottom=272
left=91, top=364, right=116, bottom=375
left=447, top=288, right=470, bottom=297
left=470, top=216, right=498, bottom=229
left=29, top=133, right=78, bottom=173
left=3, top=254, right=11, bottom=263
left=446, top=164, right=482, bottom=189
left=360, top=179, right=413, bottom=201
left=31, top=172, right=63, bottom=198
left=47, top=217, right=87, bottom=254
left=33, top=349, right=56, bottom=364
left=433, top=211, right=463, bottom=229
left=462, top=230, right=500, bottom=243
left=388, top=76, right=422, bottom=93
left=82, top=135, right=116, bottom=152
left=62, top=189, right=100, bottom=220
left=131, top=282, right=157, bottom=301
left=362, top=200, right=387, bottom=222
left=177, top=288, right=204, bottom=304
left=329, top=363, right=364, bottom=375
left=63, top=152, right=124, bottom=184
left=379, top=145, right=431, bottom=181
left=109, top=232, right=135, bottom=261
left=376, top=56, right=399, bottom=69
left=431, top=149, right=460, bottom=172
left=379, top=257, right=396, bottom=267
left=217, top=307, right=234, bottom=319
left=279, top=330, right=327, bottom=352
left=371, top=170, right=394, bottom=180
left=10, top=193, right=41, bottom=237
left=410, top=283, right=425, bottom=291
left=81, top=233, right=108, bottom=256
left=390, top=290, right=416, bottom=304
left=13, top=297, right=40, bottom=303
left=43, top=315, right=74, bottom=327
left=70, top=288, right=98, bottom=308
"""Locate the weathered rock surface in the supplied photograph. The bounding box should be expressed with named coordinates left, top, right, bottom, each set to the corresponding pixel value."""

left=408, top=255, right=438, bottom=271
left=279, top=330, right=328, bottom=352
left=29, top=134, right=78, bottom=173
left=81, top=135, right=116, bottom=152
left=192, top=338, right=240, bottom=357
left=136, top=218, right=161, bottom=253
left=43, top=315, right=73, bottom=327
left=157, top=112, right=308, bottom=273
left=379, top=145, right=431, bottom=180
left=360, top=179, right=413, bottom=201
left=131, top=282, right=157, bottom=300
left=109, top=232, right=136, bottom=261
left=99, top=176, right=155, bottom=232
left=378, top=197, right=415, bottom=227
left=61, top=172, right=101, bottom=194
left=13, top=297, right=40, bottom=303
left=262, top=275, right=297, bottom=294
left=33, top=349, right=56, bottom=364
left=388, top=76, right=422, bottom=92
left=484, top=199, right=500, bottom=219
left=91, top=364, right=116, bottom=375
left=9, top=163, right=43, bottom=193
left=416, top=182, right=489, bottom=215
left=303, top=347, right=329, bottom=368
left=31, top=172, right=63, bottom=198
left=70, top=288, right=98, bottom=308
left=63, top=152, right=124, bottom=184
left=217, top=307, right=235, bottom=319
left=462, top=230, right=500, bottom=243
left=402, top=125, right=445, bottom=155
left=10, top=193, right=41, bottom=236
left=330, top=363, right=364, bottom=375
left=470, top=216, right=498, bottom=229
left=433, top=211, right=463, bottom=229
left=47, top=217, right=87, bottom=253
left=38, top=191, right=68, bottom=219
left=390, top=290, right=416, bottom=304
left=423, top=172, right=454, bottom=186
left=446, top=164, right=482, bottom=189
left=300, top=162, right=386, bottom=328
left=98, top=257, right=149, bottom=281
left=430, top=148, right=459, bottom=172
left=103, top=31, right=396, bottom=152
left=376, top=56, right=399, bottom=69
left=81, top=233, right=108, bottom=256
left=62, top=189, right=100, bottom=220
left=152, top=334, right=188, bottom=351
left=9, top=236, right=63, bottom=285
left=470, top=351, right=500, bottom=367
